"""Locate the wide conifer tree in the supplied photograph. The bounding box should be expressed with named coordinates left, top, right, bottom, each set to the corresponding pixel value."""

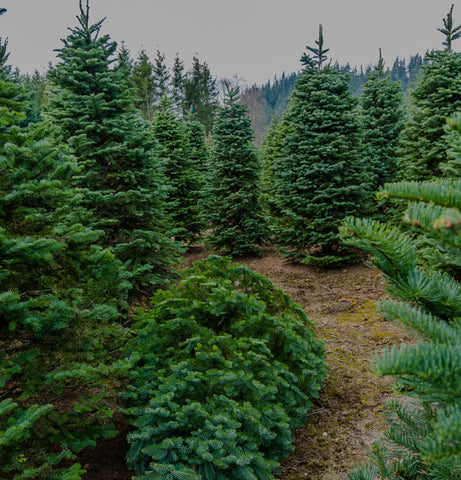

left=359, top=50, right=405, bottom=192
left=399, top=4, right=461, bottom=180
left=203, top=86, right=266, bottom=256
left=270, top=26, right=371, bottom=265
left=47, top=0, right=180, bottom=296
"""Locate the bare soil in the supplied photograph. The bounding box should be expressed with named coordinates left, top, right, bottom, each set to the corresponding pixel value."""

left=78, top=246, right=412, bottom=480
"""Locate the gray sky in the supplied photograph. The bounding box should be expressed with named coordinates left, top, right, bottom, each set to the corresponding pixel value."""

left=1, top=0, right=458, bottom=85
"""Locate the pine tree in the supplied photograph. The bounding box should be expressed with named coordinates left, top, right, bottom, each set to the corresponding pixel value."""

left=46, top=0, right=180, bottom=296
left=399, top=4, right=461, bottom=180
left=359, top=49, right=405, bottom=195
left=152, top=98, right=204, bottom=243
left=203, top=85, right=266, bottom=256
left=152, top=49, right=170, bottom=109
left=171, top=53, right=185, bottom=116
left=270, top=26, right=372, bottom=265
left=0, top=34, right=128, bottom=478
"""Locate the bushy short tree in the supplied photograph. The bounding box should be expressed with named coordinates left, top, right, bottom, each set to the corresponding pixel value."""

left=124, top=255, right=326, bottom=480
left=203, top=86, right=266, bottom=256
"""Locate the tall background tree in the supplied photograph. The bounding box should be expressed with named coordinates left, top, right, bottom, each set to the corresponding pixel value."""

left=269, top=26, right=372, bottom=265
left=399, top=4, right=461, bottom=180
left=46, top=0, right=180, bottom=296
left=203, top=85, right=266, bottom=256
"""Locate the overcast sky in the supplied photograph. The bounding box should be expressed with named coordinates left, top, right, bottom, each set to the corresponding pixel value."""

left=0, top=0, right=459, bottom=85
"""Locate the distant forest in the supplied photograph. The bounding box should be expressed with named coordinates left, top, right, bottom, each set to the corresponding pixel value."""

left=242, top=53, right=427, bottom=144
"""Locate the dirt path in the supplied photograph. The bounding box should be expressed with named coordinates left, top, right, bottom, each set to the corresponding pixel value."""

left=79, top=246, right=411, bottom=480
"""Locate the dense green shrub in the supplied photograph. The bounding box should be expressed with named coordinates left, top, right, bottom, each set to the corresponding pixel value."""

left=124, top=255, right=326, bottom=479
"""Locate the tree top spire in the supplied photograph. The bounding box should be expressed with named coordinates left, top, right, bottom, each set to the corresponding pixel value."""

left=301, top=24, right=330, bottom=72
left=438, top=4, right=461, bottom=53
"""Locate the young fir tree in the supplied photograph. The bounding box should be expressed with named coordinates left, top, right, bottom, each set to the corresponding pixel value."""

left=183, top=56, right=219, bottom=134
left=270, top=25, right=372, bottom=265
left=203, top=85, right=266, bottom=256
left=340, top=176, right=461, bottom=480
left=183, top=114, right=209, bottom=187
left=46, top=0, right=180, bottom=296
left=152, top=97, right=204, bottom=243
left=359, top=49, right=405, bottom=193
left=0, top=37, right=129, bottom=479
left=171, top=53, right=185, bottom=116
left=399, top=4, right=461, bottom=180
left=130, top=48, right=155, bottom=121
left=152, top=49, right=170, bottom=109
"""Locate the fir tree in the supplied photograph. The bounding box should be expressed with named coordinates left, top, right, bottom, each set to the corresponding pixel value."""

left=203, top=85, right=266, bottom=256
left=183, top=56, right=219, bottom=134
left=399, top=5, right=461, bottom=180
left=0, top=36, right=129, bottom=478
left=152, top=98, right=204, bottom=243
left=152, top=49, right=170, bottom=109
left=340, top=176, right=461, bottom=480
left=130, top=48, right=155, bottom=120
left=270, top=26, right=372, bottom=265
left=171, top=53, right=185, bottom=116
left=359, top=49, right=405, bottom=195
left=46, top=0, right=180, bottom=296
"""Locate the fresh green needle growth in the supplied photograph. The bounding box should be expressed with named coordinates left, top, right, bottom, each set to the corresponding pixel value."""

left=399, top=5, right=461, bottom=181
left=203, top=85, right=266, bottom=256
left=300, top=24, right=330, bottom=72
left=340, top=177, right=461, bottom=479
left=124, top=255, right=326, bottom=480
left=47, top=0, right=180, bottom=296
left=269, top=29, right=372, bottom=266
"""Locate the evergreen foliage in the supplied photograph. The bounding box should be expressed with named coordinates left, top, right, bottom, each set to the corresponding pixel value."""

left=0, top=31, right=129, bottom=478
left=130, top=49, right=155, bottom=121
left=46, top=0, right=180, bottom=295
left=269, top=26, right=372, bottom=265
left=203, top=86, right=266, bottom=256
left=152, top=98, right=204, bottom=243
left=340, top=176, right=461, bottom=479
left=399, top=5, right=461, bottom=180
left=124, top=255, right=326, bottom=480
left=359, top=49, right=405, bottom=195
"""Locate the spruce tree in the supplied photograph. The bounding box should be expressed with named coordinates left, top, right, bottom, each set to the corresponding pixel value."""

left=203, top=86, right=266, bottom=256
left=46, top=0, right=180, bottom=296
left=359, top=50, right=405, bottom=202
left=270, top=26, right=371, bottom=265
left=0, top=37, right=128, bottom=478
left=399, top=4, right=461, bottom=180
left=152, top=98, right=204, bottom=243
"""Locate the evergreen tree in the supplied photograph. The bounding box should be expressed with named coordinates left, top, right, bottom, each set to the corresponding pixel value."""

left=183, top=114, right=209, bottom=185
left=183, top=56, right=219, bottom=134
left=203, top=85, right=266, bottom=256
left=152, top=49, right=170, bottom=109
left=340, top=176, right=461, bottom=480
left=269, top=26, right=371, bottom=265
left=359, top=49, right=405, bottom=195
left=171, top=52, right=185, bottom=116
left=0, top=36, right=128, bottom=478
left=46, top=0, right=180, bottom=296
left=152, top=98, right=204, bottom=243
left=399, top=4, right=461, bottom=180
left=130, top=49, right=155, bottom=120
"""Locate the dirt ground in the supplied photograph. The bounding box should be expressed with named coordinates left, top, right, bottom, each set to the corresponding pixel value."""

left=79, top=246, right=412, bottom=480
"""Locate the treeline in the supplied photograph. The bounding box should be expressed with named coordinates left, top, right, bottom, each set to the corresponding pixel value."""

left=243, top=53, right=426, bottom=144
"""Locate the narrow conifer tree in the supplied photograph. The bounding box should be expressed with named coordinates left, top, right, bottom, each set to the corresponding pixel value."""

left=203, top=86, right=266, bottom=256
left=399, top=4, right=461, bottom=180
left=270, top=26, right=371, bottom=265
left=47, top=0, right=180, bottom=296
left=360, top=49, right=405, bottom=192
